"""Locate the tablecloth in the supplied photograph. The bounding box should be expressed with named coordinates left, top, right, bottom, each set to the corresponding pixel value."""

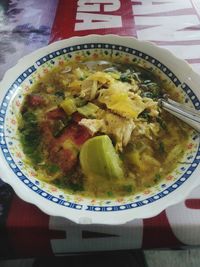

left=0, top=0, right=200, bottom=258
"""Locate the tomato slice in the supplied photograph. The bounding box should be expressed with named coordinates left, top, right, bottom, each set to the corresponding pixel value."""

left=27, top=94, right=45, bottom=107
left=41, top=119, right=91, bottom=174
left=46, top=108, right=66, bottom=120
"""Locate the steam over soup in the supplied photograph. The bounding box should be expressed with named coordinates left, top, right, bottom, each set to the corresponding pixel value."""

left=18, top=61, right=191, bottom=198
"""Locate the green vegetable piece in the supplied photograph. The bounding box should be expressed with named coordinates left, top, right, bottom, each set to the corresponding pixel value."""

left=60, top=98, right=77, bottom=115
left=68, top=182, right=84, bottom=192
left=20, top=127, right=40, bottom=148
left=30, top=150, right=43, bottom=164
left=77, top=102, right=99, bottom=118
left=52, top=120, right=65, bottom=137
left=141, top=91, right=154, bottom=99
left=107, top=191, right=114, bottom=197
left=159, top=141, right=165, bottom=154
left=44, top=164, right=60, bottom=174
left=22, top=111, right=37, bottom=127
left=120, top=69, right=132, bottom=83
left=75, top=97, right=87, bottom=107
left=55, top=91, right=65, bottom=99
left=19, top=111, right=43, bottom=164
left=139, top=109, right=152, bottom=122
left=154, top=173, right=161, bottom=183
left=157, top=117, right=167, bottom=130
left=122, top=184, right=133, bottom=193
left=80, top=135, right=124, bottom=180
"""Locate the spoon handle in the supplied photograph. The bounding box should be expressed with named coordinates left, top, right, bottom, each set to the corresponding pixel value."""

left=158, top=97, right=200, bottom=132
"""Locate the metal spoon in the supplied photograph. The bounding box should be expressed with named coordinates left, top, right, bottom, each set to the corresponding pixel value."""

left=158, top=96, right=200, bottom=132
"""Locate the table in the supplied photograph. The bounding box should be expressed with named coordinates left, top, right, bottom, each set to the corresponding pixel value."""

left=0, top=0, right=200, bottom=258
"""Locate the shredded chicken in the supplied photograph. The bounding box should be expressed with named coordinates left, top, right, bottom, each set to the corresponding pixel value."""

left=132, top=121, right=160, bottom=140
left=74, top=67, right=160, bottom=150
left=102, top=112, right=135, bottom=151
left=80, top=79, right=98, bottom=100
left=79, top=111, right=135, bottom=151
left=79, top=118, right=104, bottom=135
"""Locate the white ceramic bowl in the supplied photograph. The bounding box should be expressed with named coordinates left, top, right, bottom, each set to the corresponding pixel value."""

left=0, top=35, right=200, bottom=225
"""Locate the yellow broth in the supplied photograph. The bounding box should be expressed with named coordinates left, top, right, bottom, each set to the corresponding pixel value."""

left=18, top=61, right=191, bottom=198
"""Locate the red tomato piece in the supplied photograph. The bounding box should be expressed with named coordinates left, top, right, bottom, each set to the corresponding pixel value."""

left=72, top=112, right=84, bottom=123
left=57, top=123, right=91, bottom=147
left=27, top=94, right=45, bottom=107
left=49, top=147, right=78, bottom=173
left=40, top=119, right=91, bottom=174
left=71, top=125, right=91, bottom=146
left=46, top=108, right=66, bottom=120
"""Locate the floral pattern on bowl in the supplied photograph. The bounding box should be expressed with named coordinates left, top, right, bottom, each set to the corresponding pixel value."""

left=0, top=35, right=200, bottom=224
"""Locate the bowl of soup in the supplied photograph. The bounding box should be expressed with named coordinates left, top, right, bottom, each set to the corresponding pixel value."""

left=0, top=35, right=200, bottom=224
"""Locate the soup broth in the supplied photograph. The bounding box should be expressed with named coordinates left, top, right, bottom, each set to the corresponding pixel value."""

left=18, top=61, right=191, bottom=198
